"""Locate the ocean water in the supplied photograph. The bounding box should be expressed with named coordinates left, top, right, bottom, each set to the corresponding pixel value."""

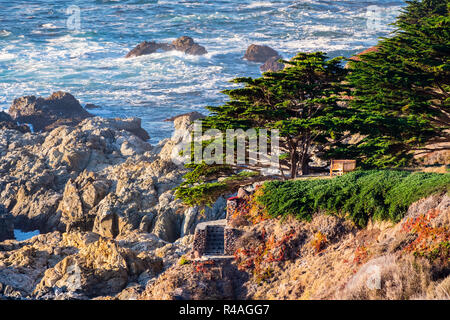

left=0, top=0, right=405, bottom=143
left=14, top=229, right=40, bottom=241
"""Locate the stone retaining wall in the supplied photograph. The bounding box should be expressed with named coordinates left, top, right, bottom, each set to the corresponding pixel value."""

left=224, top=227, right=241, bottom=255
left=192, top=229, right=207, bottom=258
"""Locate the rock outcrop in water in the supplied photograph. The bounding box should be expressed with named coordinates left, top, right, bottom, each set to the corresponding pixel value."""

left=260, top=55, right=284, bottom=72
left=345, top=46, right=380, bottom=69
left=244, top=44, right=280, bottom=63
left=243, top=44, right=283, bottom=73
left=8, top=92, right=92, bottom=132
left=125, top=36, right=207, bottom=58
left=0, top=110, right=224, bottom=239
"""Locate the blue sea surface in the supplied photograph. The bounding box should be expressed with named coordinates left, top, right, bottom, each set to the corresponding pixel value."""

left=14, top=229, right=40, bottom=241
left=0, top=0, right=405, bottom=143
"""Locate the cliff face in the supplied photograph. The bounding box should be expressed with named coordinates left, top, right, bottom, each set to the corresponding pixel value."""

left=138, top=193, right=449, bottom=300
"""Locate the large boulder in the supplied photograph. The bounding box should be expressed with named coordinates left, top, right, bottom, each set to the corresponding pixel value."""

left=125, top=36, right=207, bottom=58
left=243, top=44, right=280, bottom=63
left=125, top=41, right=173, bottom=58
left=171, top=36, right=207, bottom=55
left=8, top=91, right=92, bottom=132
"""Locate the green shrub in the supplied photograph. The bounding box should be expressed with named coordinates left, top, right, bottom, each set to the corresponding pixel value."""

left=175, top=169, right=260, bottom=207
left=178, top=256, right=191, bottom=266
left=174, top=181, right=229, bottom=207
left=257, top=170, right=450, bottom=227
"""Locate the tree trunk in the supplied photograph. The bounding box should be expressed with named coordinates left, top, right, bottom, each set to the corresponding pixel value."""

left=290, top=149, right=298, bottom=179
left=300, top=154, right=310, bottom=176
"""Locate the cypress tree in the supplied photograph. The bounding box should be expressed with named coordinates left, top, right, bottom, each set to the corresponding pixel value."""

left=346, top=0, right=450, bottom=167
left=175, top=53, right=358, bottom=206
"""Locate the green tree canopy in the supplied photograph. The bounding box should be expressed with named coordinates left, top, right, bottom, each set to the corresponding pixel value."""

left=345, top=0, right=450, bottom=167
left=175, top=53, right=361, bottom=206
left=203, top=52, right=355, bottom=177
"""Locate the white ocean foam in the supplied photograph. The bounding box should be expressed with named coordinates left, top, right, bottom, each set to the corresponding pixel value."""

left=0, top=30, right=11, bottom=37
left=16, top=122, right=35, bottom=133
left=41, top=23, right=58, bottom=29
left=245, top=2, right=276, bottom=9
left=0, top=52, right=15, bottom=61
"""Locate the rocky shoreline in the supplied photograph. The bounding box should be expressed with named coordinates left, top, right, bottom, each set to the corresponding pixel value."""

left=0, top=92, right=229, bottom=299
left=0, top=89, right=447, bottom=300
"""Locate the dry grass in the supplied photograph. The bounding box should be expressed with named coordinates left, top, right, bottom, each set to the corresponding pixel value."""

left=138, top=194, right=449, bottom=300
left=339, top=255, right=433, bottom=300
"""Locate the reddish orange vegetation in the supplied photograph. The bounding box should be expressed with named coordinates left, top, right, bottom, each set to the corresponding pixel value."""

left=193, top=260, right=215, bottom=273
left=234, top=226, right=298, bottom=283
left=230, top=186, right=270, bottom=225
left=310, top=232, right=328, bottom=254
left=353, top=245, right=370, bottom=266
left=402, top=208, right=450, bottom=264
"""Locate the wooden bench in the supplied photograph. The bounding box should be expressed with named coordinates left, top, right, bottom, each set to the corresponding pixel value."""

left=330, top=159, right=356, bottom=176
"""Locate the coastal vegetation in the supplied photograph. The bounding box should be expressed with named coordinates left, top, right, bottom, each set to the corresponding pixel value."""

left=0, top=0, right=449, bottom=302
left=256, top=170, right=450, bottom=227
left=344, top=0, right=450, bottom=168
left=175, top=0, right=450, bottom=208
